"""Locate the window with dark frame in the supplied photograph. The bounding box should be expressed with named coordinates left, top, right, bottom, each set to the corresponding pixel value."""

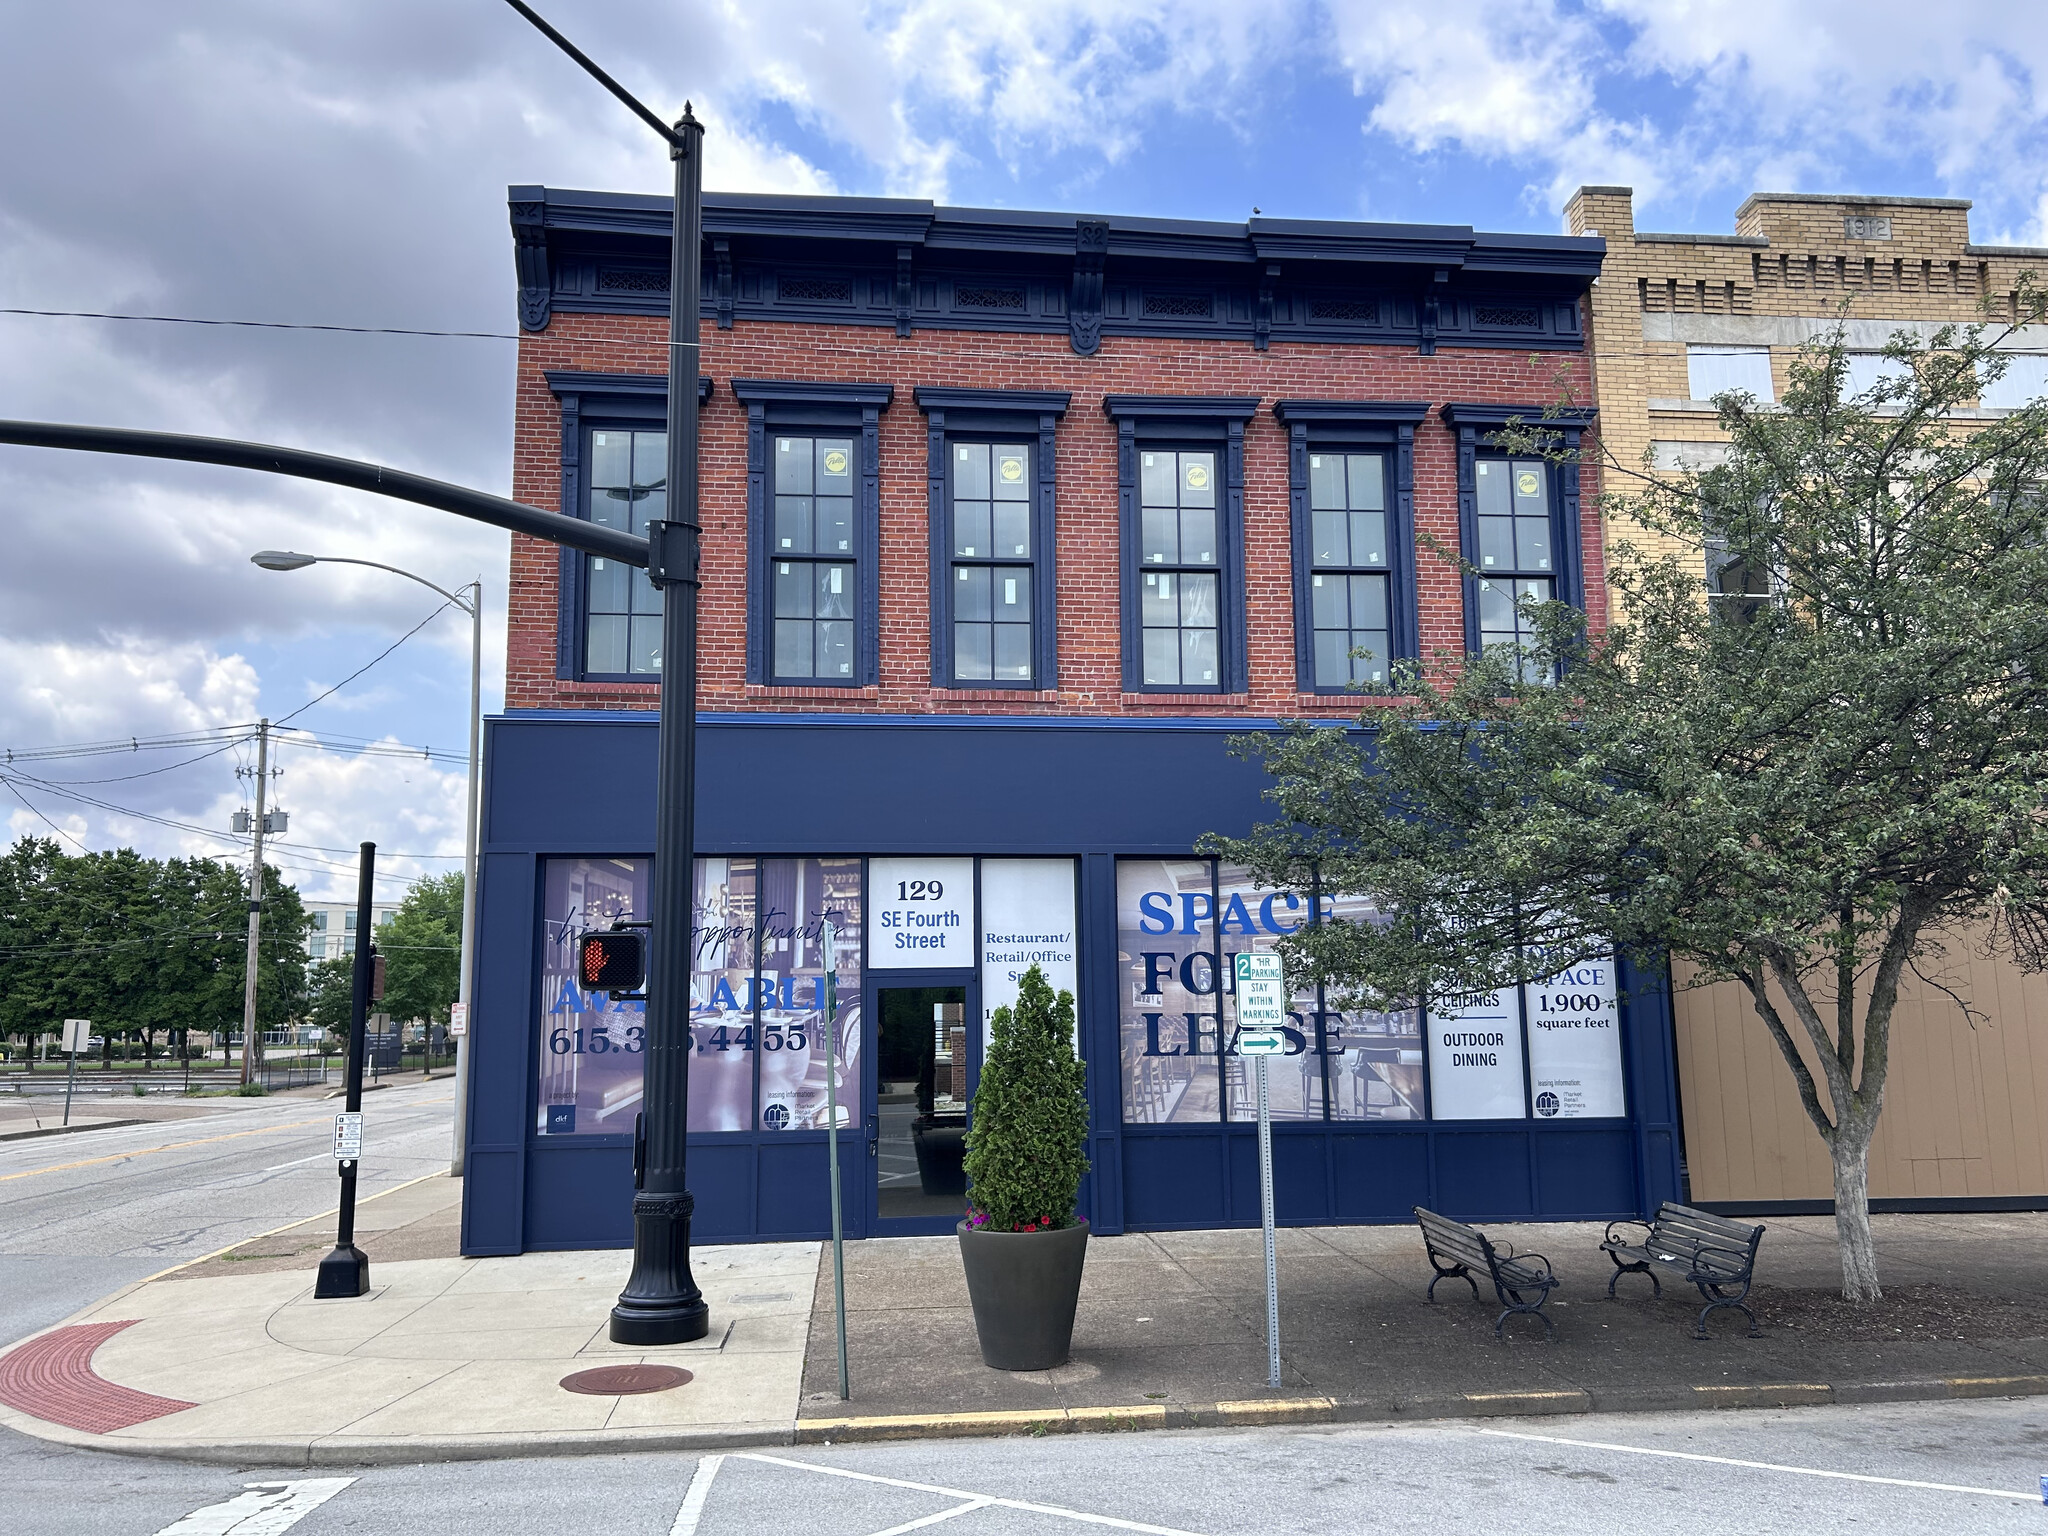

left=585, top=427, right=666, bottom=676
left=947, top=441, right=1035, bottom=683
left=769, top=434, right=858, bottom=682
left=1307, top=451, right=1392, bottom=687
left=1137, top=448, right=1222, bottom=688
left=1474, top=457, right=1556, bottom=681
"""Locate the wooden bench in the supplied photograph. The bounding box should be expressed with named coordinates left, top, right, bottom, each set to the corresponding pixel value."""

left=1413, top=1207, right=1560, bottom=1341
left=1601, top=1203, right=1766, bottom=1338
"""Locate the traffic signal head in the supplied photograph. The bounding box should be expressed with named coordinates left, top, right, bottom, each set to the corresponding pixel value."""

left=578, top=930, right=645, bottom=992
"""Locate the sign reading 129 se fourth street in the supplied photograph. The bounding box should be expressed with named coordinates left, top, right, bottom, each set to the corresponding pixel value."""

left=868, top=857, right=974, bottom=967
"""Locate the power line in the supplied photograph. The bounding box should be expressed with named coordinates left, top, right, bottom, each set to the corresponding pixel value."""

left=0, top=308, right=525, bottom=342
left=274, top=601, right=455, bottom=728
left=0, top=307, right=660, bottom=349
left=3, top=727, right=254, bottom=765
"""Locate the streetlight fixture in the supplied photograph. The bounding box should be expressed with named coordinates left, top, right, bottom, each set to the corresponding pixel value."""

left=502, top=0, right=711, bottom=1347
left=253, top=550, right=484, bottom=1175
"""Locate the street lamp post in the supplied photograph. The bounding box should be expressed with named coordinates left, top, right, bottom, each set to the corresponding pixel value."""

left=501, top=0, right=710, bottom=1346
left=253, top=551, right=483, bottom=1173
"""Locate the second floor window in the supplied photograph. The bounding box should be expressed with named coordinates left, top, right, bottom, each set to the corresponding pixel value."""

left=949, top=442, right=1034, bottom=681
left=771, top=434, right=857, bottom=682
left=1308, top=451, right=1391, bottom=687
left=586, top=427, right=666, bottom=676
left=1475, top=457, right=1554, bottom=679
left=1138, top=449, right=1221, bottom=688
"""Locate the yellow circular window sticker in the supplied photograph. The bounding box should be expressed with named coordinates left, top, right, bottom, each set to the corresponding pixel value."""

left=1515, top=470, right=1540, bottom=497
left=1185, top=462, right=1211, bottom=490
left=999, top=455, right=1024, bottom=482
left=823, top=449, right=849, bottom=476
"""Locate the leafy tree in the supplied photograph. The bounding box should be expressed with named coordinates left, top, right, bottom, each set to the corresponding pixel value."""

left=963, top=965, right=1089, bottom=1231
left=1207, top=307, right=2048, bottom=1302
left=0, top=838, right=309, bottom=1065
left=379, top=871, right=463, bottom=1028
left=305, top=956, right=355, bottom=1037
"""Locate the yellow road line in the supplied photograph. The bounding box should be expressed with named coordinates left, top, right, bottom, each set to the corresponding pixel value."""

left=0, top=1116, right=329, bottom=1182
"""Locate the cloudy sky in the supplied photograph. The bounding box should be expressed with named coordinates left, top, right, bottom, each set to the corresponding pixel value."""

left=6, top=0, right=2048, bottom=901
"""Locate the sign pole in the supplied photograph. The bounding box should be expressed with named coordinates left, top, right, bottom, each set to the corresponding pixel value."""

left=315, top=841, right=375, bottom=1299
left=60, top=1020, right=87, bottom=1126
left=823, top=919, right=850, bottom=1400
left=1257, top=1052, right=1279, bottom=1389
left=1233, top=951, right=1287, bottom=1391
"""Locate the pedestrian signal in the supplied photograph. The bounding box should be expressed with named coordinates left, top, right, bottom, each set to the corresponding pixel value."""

left=578, top=931, right=645, bottom=992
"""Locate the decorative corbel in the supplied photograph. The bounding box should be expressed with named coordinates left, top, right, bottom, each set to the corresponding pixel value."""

left=1254, top=262, right=1280, bottom=351
left=511, top=199, right=551, bottom=332
left=895, top=245, right=915, bottom=338
left=713, top=238, right=734, bottom=330
left=1070, top=218, right=1109, bottom=356
left=1418, top=267, right=1449, bottom=356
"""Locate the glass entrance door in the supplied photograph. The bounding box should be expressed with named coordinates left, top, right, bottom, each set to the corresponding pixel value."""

left=870, top=979, right=973, bottom=1233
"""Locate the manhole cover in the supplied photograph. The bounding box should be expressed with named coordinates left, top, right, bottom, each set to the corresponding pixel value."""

left=558, top=1364, right=693, bottom=1396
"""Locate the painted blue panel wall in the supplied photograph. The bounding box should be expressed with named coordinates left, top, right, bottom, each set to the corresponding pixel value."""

left=467, top=711, right=1685, bottom=1253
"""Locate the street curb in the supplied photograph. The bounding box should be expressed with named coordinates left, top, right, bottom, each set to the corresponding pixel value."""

left=0, top=1119, right=146, bottom=1142
left=10, top=1372, right=2048, bottom=1466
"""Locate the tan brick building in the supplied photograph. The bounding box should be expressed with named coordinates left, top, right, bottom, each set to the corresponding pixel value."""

left=1565, top=185, right=2048, bottom=1213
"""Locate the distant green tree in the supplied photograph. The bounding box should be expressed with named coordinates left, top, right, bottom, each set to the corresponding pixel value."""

left=0, top=838, right=309, bottom=1065
left=379, top=872, right=463, bottom=1028
left=306, top=956, right=354, bottom=1037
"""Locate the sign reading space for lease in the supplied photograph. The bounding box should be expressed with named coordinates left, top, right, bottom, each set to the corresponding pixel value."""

left=1425, top=989, right=1527, bottom=1120
left=980, top=859, right=1078, bottom=1045
left=1523, top=950, right=1626, bottom=1118
left=868, top=857, right=974, bottom=967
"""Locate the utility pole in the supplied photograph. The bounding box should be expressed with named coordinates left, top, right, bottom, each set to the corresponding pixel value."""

left=239, top=718, right=270, bottom=1088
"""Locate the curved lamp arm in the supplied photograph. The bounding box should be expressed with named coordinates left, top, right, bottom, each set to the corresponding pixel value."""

left=252, top=551, right=477, bottom=613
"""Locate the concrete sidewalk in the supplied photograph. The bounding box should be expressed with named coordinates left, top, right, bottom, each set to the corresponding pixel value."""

left=6, top=1185, right=2048, bottom=1465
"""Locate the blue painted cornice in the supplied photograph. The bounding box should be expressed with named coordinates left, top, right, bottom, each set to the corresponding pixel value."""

left=509, top=186, right=1604, bottom=356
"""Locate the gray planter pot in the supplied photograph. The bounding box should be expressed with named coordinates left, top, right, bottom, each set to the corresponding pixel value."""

left=956, top=1219, right=1089, bottom=1371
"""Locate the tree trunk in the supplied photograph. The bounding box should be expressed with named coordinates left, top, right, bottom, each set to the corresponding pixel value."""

left=1831, top=1130, right=1882, bottom=1302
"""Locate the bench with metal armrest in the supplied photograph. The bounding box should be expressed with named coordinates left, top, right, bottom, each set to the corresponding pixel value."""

left=1413, top=1206, right=1560, bottom=1341
left=1601, top=1201, right=1766, bottom=1338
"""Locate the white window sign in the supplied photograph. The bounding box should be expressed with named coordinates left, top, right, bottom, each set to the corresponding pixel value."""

left=979, top=859, right=1078, bottom=1046
left=1426, top=989, right=1527, bottom=1120
left=1523, top=950, right=1626, bottom=1119
left=869, top=857, right=975, bottom=968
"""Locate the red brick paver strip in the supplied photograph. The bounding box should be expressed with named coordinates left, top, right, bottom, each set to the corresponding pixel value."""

left=0, top=1321, right=196, bottom=1433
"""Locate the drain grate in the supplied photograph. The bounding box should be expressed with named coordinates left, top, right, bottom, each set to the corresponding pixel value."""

left=558, top=1364, right=693, bottom=1396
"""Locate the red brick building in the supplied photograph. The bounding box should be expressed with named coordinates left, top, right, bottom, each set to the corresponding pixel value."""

left=462, top=188, right=1684, bottom=1256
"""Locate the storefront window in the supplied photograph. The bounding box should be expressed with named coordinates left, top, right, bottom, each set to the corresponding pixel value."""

left=1312, top=888, right=1425, bottom=1121
left=538, top=855, right=862, bottom=1137
left=538, top=858, right=651, bottom=1137
left=1118, top=859, right=1221, bottom=1123
left=1216, top=864, right=1323, bottom=1124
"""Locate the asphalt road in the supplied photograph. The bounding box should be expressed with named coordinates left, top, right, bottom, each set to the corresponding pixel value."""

left=0, top=1078, right=454, bottom=1349
left=0, top=1397, right=2043, bottom=1534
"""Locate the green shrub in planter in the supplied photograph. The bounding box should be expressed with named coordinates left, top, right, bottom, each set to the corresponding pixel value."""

left=963, top=964, right=1087, bottom=1231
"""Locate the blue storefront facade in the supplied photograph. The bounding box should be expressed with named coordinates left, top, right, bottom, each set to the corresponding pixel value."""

left=459, top=183, right=1683, bottom=1256
left=459, top=713, right=1683, bottom=1254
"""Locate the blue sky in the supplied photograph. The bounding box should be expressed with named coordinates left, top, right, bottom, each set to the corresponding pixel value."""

left=5, top=0, right=2048, bottom=898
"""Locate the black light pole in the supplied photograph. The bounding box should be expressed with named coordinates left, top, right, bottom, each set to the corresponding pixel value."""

left=501, top=0, right=709, bottom=1345
left=315, top=840, right=376, bottom=1299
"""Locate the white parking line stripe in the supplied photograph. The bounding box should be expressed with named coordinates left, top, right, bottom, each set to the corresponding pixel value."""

left=671, top=1454, right=725, bottom=1536
left=734, top=1453, right=1207, bottom=1534
left=153, top=1477, right=356, bottom=1535
left=1477, top=1428, right=2033, bottom=1501
left=864, top=1500, right=992, bottom=1536
left=260, top=1152, right=330, bottom=1172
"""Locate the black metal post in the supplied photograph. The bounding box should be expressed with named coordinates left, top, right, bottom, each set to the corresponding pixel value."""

left=608, top=106, right=709, bottom=1346
left=315, top=841, right=375, bottom=1299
